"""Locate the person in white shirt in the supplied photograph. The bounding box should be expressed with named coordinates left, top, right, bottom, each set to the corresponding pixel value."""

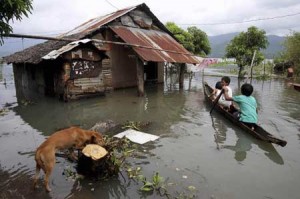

left=210, top=81, right=222, bottom=100
left=218, top=76, right=232, bottom=108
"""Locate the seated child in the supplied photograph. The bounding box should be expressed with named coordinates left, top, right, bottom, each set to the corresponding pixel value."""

left=210, top=81, right=222, bottom=101
left=219, top=76, right=232, bottom=109
left=223, top=83, right=258, bottom=130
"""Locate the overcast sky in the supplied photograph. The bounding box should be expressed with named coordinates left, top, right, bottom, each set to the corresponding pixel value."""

left=8, top=0, right=300, bottom=37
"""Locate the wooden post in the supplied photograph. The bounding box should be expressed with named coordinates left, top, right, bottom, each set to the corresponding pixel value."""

left=250, top=50, right=256, bottom=80
left=136, top=59, right=144, bottom=96
left=179, top=63, right=185, bottom=89
left=263, top=60, right=266, bottom=76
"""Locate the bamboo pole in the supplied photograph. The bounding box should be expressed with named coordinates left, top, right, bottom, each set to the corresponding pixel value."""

left=250, top=50, right=256, bottom=80
left=8, top=33, right=75, bottom=42
left=7, top=33, right=195, bottom=57
left=246, top=50, right=256, bottom=82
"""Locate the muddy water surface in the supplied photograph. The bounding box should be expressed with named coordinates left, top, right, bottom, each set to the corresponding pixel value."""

left=1, top=63, right=300, bottom=199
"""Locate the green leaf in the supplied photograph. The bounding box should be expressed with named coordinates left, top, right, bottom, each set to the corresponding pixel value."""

left=144, top=181, right=153, bottom=187
left=188, top=186, right=196, bottom=191
left=152, top=172, right=163, bottom=185
left=140, top=186, right=153, bottom=192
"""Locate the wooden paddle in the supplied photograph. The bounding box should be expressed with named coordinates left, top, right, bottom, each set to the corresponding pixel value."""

left=210, top=89, right=224, bottom=114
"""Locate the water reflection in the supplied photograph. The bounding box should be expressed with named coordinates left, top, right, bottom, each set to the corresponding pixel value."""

left=223, top=130, right=284, bottom=165
left=65, top=175, right=131, bottom=199
left=0, top=164, right=51, bottom=199
left=210, top=115, right=227, bottom=150
left=278, top=83, right=300, bottom=121
left=223, top=131, right=253, bottom=162
left=12, top=84, right=188, bottom=136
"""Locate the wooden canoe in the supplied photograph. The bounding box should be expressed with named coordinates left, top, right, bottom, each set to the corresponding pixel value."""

left=292, top=83, right=300, bottom=92
left=203, top=81, right=287, bottom=147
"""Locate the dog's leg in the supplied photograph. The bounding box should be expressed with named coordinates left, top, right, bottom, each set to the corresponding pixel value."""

left=44, top=159, right=55, bottom=192
left=33, top=162, right=41, bottom=189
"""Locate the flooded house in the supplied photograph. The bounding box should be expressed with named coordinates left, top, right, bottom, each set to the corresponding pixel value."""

left=4, top=3, right=199, bottom=101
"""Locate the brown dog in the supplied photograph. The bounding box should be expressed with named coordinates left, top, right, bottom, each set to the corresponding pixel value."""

left=33, top=126, right=105, bottom=192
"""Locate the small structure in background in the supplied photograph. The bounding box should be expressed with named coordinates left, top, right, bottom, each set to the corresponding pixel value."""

left=287, top=66, right=294, bottom=78
left=4, top=3, right=199, bottom=101
left=199, top=58, right=219, bottom=68
left=273, top=61, right=294, bottom=76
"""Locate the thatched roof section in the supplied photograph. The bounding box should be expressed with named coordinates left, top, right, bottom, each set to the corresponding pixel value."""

left=4, top=40, right=70, bottom=64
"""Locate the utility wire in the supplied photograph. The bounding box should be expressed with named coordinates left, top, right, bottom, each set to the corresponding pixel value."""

left=104, top=0, right=119, bottom=10
left=178, top=12, right=300, bottom=26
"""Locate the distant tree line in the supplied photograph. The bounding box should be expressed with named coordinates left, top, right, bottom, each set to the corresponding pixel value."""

left=166, top=21, right=300, bottom=78
left=165, top=22, right=211, bottom=57
left=274, top=31, right=300, bottom=76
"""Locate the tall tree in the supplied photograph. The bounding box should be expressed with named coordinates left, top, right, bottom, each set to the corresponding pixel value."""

left=282, top=31, right=300, bottom=74
left=225, top=26, right=268, bottom=78
left=0, top=0, right=33, bottom=45
left=187, top=26, right=211, bottom=56
left=165, top=22, right=194, bottom=53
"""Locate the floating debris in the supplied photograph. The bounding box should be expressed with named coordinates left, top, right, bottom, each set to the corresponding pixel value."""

left=0, top=108, right=8, bottom=116
left=114, top=129, right=159, bottom=144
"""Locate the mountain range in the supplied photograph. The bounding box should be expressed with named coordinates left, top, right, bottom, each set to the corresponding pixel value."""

left=208, top=33, right=285, bottom=59
left=0, top=33, right=285, bottom=59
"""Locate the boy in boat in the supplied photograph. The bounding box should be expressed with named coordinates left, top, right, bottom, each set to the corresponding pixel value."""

left=219, top=76, right=232, bottom=109
left=210, top=81, right=222, bottom=100
left=223, top=83, right=258, bottom=130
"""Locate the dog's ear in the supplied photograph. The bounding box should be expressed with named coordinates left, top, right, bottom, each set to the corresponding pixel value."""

left=90, top=134, right=101, bottom=143
left=90, top=133, right=105, bottom=146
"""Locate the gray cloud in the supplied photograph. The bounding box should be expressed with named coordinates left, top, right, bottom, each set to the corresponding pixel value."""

left=255, top=0, right=300, bottom=9
left=8, top=0, right=300, bottom=37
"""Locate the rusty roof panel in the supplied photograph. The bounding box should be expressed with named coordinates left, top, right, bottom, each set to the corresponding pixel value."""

left=110, top=26, right=200, bottom=64
left=63, top=6, right=136, bottom=37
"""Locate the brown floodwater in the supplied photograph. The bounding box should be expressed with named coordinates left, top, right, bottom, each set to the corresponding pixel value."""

left=0, top=63, right=300, bottom=199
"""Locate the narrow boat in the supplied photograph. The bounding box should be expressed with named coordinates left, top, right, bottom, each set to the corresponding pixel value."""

left=203, top=81, right=287, bottom=147
left=292, top=83, right=300, bottom=92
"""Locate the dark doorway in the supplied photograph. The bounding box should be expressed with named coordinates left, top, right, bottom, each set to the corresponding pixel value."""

left=144, top=61, right=157, bottom=84
left=44, top=65, right=55, bottom=96
left=44, top=61, right=62, bottom=97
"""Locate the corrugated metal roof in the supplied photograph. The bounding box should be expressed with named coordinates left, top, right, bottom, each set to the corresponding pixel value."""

left=110, top=26, right=200, bottom=64
left=63, top=6, right=136, bottom=37
left=42, top=39, right=92, bottom=60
